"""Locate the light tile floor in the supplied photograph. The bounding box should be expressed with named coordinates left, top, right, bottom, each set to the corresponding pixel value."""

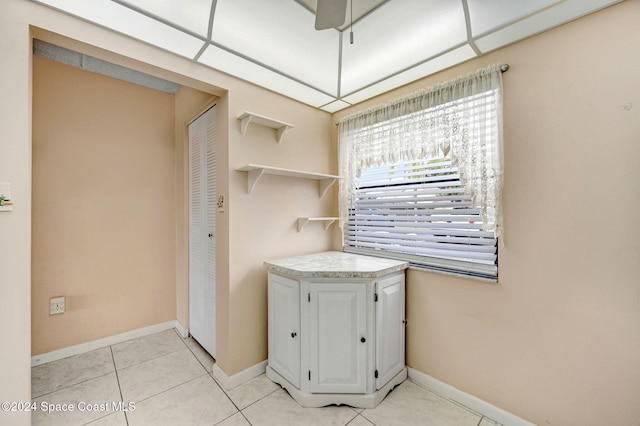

left=31, top=329, right=502, bottom=426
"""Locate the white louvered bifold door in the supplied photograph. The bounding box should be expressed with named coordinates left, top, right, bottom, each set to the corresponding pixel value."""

left=189, top=105, right=216, bottom=358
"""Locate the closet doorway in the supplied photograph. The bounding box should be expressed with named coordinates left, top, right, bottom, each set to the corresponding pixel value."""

left=188, top=105, right=217, bottom=357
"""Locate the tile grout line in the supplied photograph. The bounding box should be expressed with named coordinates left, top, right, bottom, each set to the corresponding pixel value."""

left=116, top=345, right=201, bottom=376
left=343, top=410, right=366, bottom=426
left=212, top=409, right=254, bottom=426
left=239, top=410, right=254, bottom=426
left=172, top=327, right=192, bottom=348
left=206, top=371, right=256, bottom=426
left=206, top=370, right=279, bottom=425
left=31, top=346, right=119, bottom=400
left=219, top=375, right=281, bottom=412
left=113, top=332, right=189, bottom=370
left=114, top=336, right=212, bottom=410
left=358, top=411, right=374, bottom=426
left=208, top=370, right=242, bottom=412
left=173, top=327, right=216, bottom=376
left=185, top=343, right=215, bottom=374
left=32, top=370, right=115, bottom=400
left=131, top=372, right=212, bottom=406
left=109, top=345, right=130, bottom=426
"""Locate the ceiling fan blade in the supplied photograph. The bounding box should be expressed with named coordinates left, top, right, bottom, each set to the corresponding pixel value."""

left=315, top=0, right=348, bottom=30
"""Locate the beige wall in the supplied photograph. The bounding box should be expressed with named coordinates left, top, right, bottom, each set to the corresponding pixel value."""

left=333, top=1, right=640, bottom=425
left=31, top=51, right=221, bottom=355
left=225, top=87, right=336, bottom=374
left=3, top=1, right=637, bottom=425
left=31, top=56, right=177, bottom=354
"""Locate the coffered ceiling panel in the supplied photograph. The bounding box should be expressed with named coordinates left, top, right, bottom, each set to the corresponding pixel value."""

left=198, top=43, right=336, bottom=106
left=212, top=0, right=340, bottom=96
left=116, top=0, right=214, bottom=37
left=32, top=0, right=624, bottom=112
left=466, top=0, right=562, bottom=37
left=341, top=44, right=476, bottom=105
left=340, top=0, right=467, bottom=96
left=36, top=0, right=206, bottom=58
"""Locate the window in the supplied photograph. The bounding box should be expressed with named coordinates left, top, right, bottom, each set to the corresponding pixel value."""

left=337, top=64, right=504, bottom=281
left=344, top=158, right=498, bottom=280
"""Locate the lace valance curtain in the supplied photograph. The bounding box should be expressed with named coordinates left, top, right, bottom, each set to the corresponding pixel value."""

left=337, top=64, right=504, bottom=239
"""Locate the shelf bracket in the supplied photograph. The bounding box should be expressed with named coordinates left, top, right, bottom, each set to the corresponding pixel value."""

left=323, top=218, right=336, bottom=230
left=297, top=218, right=310, bottom=233
left=319, top=178, right=337, bottom=198
left=247, top=168, right=265, bottom=194
left=276, top=125, right=291, bottom=143
left=239, top=114, right=253, bottom=135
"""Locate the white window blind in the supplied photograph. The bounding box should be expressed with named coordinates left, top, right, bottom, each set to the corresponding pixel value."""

left=344, top=158, right=498, bottom=280
left=339, top=65, right=504, bottom=281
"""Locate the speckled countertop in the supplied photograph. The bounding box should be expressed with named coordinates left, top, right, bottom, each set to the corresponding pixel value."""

left=264, top=251, right=408, bottom=279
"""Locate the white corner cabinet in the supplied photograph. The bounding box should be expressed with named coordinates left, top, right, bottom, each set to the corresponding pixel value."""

left=265, top=251, right=408, bottom=408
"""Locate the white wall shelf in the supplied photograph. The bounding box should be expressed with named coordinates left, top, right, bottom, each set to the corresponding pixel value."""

left=297, top=217, right=338, bottom=232
left=238, top=112, right=294, bottom=143
left=235, top=164, right=339, bottom=197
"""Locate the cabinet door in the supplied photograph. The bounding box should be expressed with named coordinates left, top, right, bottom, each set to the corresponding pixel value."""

left=375, top=273, right=405, bottom=389
left=268, top=273, right=300, bottom=387
left=309, top=282, right=367, bottom=394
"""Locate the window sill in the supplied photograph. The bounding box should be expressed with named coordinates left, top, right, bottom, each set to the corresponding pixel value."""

left=406, top=264, right=499, bottom=284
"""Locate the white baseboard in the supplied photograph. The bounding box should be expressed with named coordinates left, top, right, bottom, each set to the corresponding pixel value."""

left=174, top=321, right=189, bottom=338
left=407, top=367, right=535, bottom=426
left=212, top=360, right=267, bottom=391
left=31, top=320, right=180, bottom=367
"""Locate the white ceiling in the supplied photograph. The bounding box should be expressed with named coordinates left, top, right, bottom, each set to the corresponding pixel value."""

left=32, top=0, right=623, bottom=112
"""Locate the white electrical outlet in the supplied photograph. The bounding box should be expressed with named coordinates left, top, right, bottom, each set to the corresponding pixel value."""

left=50, top=296, right=65, bottom=315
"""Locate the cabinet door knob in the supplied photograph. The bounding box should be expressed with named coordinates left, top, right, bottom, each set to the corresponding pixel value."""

left=291, top=332, right=297, bottom=338
left=360, top=337, right=366, bottom=343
